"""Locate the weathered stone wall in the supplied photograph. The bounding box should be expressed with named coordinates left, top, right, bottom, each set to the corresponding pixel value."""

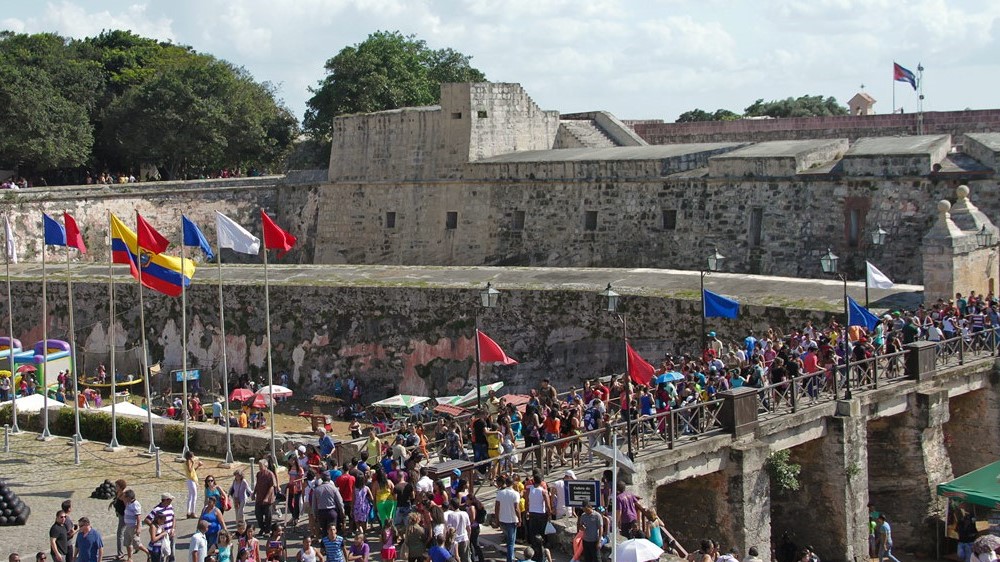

left=2, top=178, right=320, bottom=265
left=943, top=385, right=1000, bottom=477
left=8, top=277, right=835, bottom=401
left=312, top=173, right=992, bottom=284
left=631, top=110, right=1000, bottom=145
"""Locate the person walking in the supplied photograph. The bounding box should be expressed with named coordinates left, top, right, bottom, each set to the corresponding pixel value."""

left=49, top=511, right=70, bottom=562
left=253, top=459, right=278, bottom=534
left=74, top=518, right=104, bottom=562
left=576, top=501, right=602, bottom=562
left=144, top=493, right=176, bottom=562
left=875, top=514, right=902, bottom=562
left=184, top=451, right=204, bottom=519
left=110, top=480, right=128, bottom=561
left=229, top=470, right=251, bottom=524
left=189, top=520, right=209, bottom=562
left=493, top=476, right=521, bottom=562
left=122, top=489, right=149, bottom=562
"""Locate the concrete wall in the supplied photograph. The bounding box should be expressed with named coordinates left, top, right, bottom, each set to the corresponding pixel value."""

left=632, top=110, right=1000, bottom=145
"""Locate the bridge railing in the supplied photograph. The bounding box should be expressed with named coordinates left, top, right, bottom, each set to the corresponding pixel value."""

left=934, top=329, right=998, bottom=368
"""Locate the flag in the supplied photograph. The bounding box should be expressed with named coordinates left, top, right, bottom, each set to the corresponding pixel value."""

left=110, top=213, right=194, bottom=297
left=848, top=296, right=881, bottom=330
left=476, top=330, right=518, bottom=365
left=182, top=216, right=215, bottom=261
left=136, top=213, right=169, bottom=254
left=4, top=216, right=16, bottom=264
left=625, top=342, right=654, bottom=386
left=261, top=210, right=296, bottom=258
left=64, top=212, right=87, bottom=254
left=866, top=261, right=894, bottom=290
left=216, top=212, right=260, bottom=255
left=893, top=62, right=917, bottom=90
left=703, top=289, right=740, bottom=319
left=42, top=213, right=66, bottom=246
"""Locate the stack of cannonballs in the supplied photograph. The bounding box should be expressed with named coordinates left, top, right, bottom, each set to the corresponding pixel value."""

left=90, top=479, right=116, bottom=500
left=0, top=480, right=29, bottom=526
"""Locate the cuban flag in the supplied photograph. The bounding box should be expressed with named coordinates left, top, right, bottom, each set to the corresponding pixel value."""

left=893, top=62, right=917, bottom=90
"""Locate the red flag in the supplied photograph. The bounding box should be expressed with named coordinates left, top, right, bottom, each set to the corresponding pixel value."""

left=261, top=210, right=297, bottom=258
left=136, top=213, right=169, bottom=254
left=626, top=342, right=654, bottom=386
left=476, top=330, right=518, bottom=365
left=63, top=212, right=86, bottom=254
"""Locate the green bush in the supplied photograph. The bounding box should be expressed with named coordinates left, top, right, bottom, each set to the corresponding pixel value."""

left=0, top=404, right=10, bottom=426
left=162, top=423, right=185, bottom=451
left=766, top=449, right=801, bottom=492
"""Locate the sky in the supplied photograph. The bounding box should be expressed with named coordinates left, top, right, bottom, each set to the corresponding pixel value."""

left=2, top=0, right=998, bottom=124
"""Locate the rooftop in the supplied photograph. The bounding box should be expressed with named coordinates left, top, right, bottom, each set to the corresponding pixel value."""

left=845, top=135, right=951, bottom=156
left=474, top=143, right=746, bottom=163
left=709, top=139, right=846, bottom=159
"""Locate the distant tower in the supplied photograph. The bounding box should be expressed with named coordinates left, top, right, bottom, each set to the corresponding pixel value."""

left=848, top=92, right=877, bottom=116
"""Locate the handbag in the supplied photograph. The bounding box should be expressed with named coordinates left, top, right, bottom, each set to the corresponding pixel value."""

left=544, top=521, right=557, bottom=535
left=222, top=492, right=232, bottom=512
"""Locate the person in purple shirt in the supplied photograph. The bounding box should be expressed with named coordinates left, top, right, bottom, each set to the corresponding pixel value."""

left=614, top=481, right=642, bottom=537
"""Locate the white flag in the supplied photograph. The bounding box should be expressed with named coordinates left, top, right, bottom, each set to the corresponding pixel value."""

left=215, top=211, right=260, bottom=255
left=866, top=261, right=894, bottom=289
left=3, top=215, right=16, bottom=264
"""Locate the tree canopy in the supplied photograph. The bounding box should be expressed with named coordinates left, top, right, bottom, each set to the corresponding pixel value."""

left=676, top=95, right=848, bottom=123
left=0, top=30, right=297, bottom=181
left=304, top=31, right=486, bottom=142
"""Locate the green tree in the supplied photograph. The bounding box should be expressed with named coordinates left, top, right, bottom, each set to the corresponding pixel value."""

left=0, top=33, right=96, bottom=172
left=676, top=108, right=742, bottom=122
left=304, top=31, right=486, bottom=142
left=744, top=95, right=848, bottom=118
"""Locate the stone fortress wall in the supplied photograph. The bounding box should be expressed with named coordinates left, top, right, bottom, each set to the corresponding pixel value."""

left=312, top=82, right=1000, bottom=285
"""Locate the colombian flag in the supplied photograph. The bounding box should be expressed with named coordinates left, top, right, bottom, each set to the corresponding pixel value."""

left=110, top=213, right=195, bottom=297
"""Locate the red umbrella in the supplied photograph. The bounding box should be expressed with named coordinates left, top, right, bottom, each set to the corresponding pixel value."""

left=229, top=388, right=254, bottom=402
left=250, top=394, right=268, bottom=409
left=16, top=365, right=36, bottom=373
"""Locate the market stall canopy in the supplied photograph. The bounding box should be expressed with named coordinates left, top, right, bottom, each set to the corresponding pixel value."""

left=455, top=382, right=505, bottom=406
left=98, top=401, right=162, bottom=419
left=937, top=460, right=1000, bottom=509
left=257, top=385, right=293, bottom=398
left=0, top=394, right=66, bottom=412
left=371, top=394, right=431, bottom=409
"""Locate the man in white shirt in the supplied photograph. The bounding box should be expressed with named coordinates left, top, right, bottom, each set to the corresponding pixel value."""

left=493, top=477, right=521, bottom=562
left=444, top=498, right=472, bottom=562
left=550, top=471, right=575, bottom=519
left=189, top=520, right=208, bottom=562
left=415, top=468, right=434, bottom=495
left=122, top=489, right=148, bottom=560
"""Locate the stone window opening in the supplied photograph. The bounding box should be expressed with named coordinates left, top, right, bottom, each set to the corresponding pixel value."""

left=385, top=211, right=396, bottom=229
left=451, top=112, right=462, bottom=119
left=749, top=208, right=763, bottom=247
left=477, top=110, right=488, bottom=118
left=847, top=208, right=861, bottom=248
left=512, top=210, right=525, bottom=231
left=584, top=211, right=598, bottom=231
left=662, top=210, right=677, bottom=231
left=446, top=211, right=458, bottom=229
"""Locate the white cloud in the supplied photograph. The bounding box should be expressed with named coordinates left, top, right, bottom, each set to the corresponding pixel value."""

left=35, top=1, right=175, bottom=42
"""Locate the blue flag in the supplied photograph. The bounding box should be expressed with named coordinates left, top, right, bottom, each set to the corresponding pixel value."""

left=703, top=289, right=739, bottom=319
left=43, top=213, right=66, bottom=246
left=182, top=215, right=215, bottom=261
left=848, top=296, right=881, bottom=330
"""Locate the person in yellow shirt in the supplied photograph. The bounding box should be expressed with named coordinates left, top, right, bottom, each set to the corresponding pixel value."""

left=238, top=408, right=249, bottom=428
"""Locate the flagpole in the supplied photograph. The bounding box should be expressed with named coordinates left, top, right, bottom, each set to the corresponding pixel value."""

left=474, top=323, right=482, bottom=407
left=179, top=238, right=190, bottom=460
left=263, top=243, right=276, bottom=464
left=622, top=313, right=634, bottom=462
left=5, top=215, right=19, bottom=434
left=217, top=250, right=234, bottom=465
left=66, top=230, right=82, bottom=464
left=700, top=271, right=707, bottom=352
left=611, top=429, right=618, bottom=562
left=106, top=211, right=121, bottom=451
left=39, top=238, right=52, bottom=440
left=134, top=211, right=156, bottom=454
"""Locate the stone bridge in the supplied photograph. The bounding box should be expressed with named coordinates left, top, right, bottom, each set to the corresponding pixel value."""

left=606, top=339, right=1000, bottom=562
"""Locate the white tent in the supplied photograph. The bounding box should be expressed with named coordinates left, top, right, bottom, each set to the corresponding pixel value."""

left=98, top=401, right=163, bottom=419
left=371, top=394, right=431, bottom=409
left=455, top=382, right=505, bottom=406
left=0, top=394, right=66, bottom=413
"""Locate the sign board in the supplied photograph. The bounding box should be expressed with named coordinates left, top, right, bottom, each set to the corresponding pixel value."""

left=566, top=480, right=600, bottom=508
left=172, top=369, right=200, bottom=382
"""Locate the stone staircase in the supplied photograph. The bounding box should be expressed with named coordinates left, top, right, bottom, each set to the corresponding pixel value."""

left=559, top=119, right=618, bottom=148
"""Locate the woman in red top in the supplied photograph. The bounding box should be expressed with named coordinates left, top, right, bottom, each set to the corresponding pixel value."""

left=306, top=444, right=323, bottom=475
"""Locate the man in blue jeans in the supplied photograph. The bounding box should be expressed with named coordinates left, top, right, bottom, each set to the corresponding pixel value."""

left=494, top=476, right=522, bottom=562
left=876, top=514, right=901, bottom=562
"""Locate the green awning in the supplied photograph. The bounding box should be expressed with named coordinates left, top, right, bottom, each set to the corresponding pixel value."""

left=937, top=460, right=1000, bottom=510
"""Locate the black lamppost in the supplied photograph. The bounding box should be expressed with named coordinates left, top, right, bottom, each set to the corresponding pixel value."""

left=820, top=248, right=852, bottom=400
left=474, top=282, right=500, bottom=407
left=600, top=283, right=635, bottom=461
left=865, top=225, right=889, bottom=307
left=700, top=249, right=725, bottom=351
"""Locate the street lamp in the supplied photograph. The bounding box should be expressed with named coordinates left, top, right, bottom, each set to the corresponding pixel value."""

left=600, top=283, right=635, bottom=461
left=701, top=249, right=725, bottom=351
left=977, top=225, right=994, bottom=248
left=864, top=225, right=889, bottom=306
left=820, top=248, right=853, bottom=400
left=474, top=282, right=500, bottom=406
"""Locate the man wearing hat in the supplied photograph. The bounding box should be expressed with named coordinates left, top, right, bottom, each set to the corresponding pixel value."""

left=144, top=493, right=175, bottom=561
